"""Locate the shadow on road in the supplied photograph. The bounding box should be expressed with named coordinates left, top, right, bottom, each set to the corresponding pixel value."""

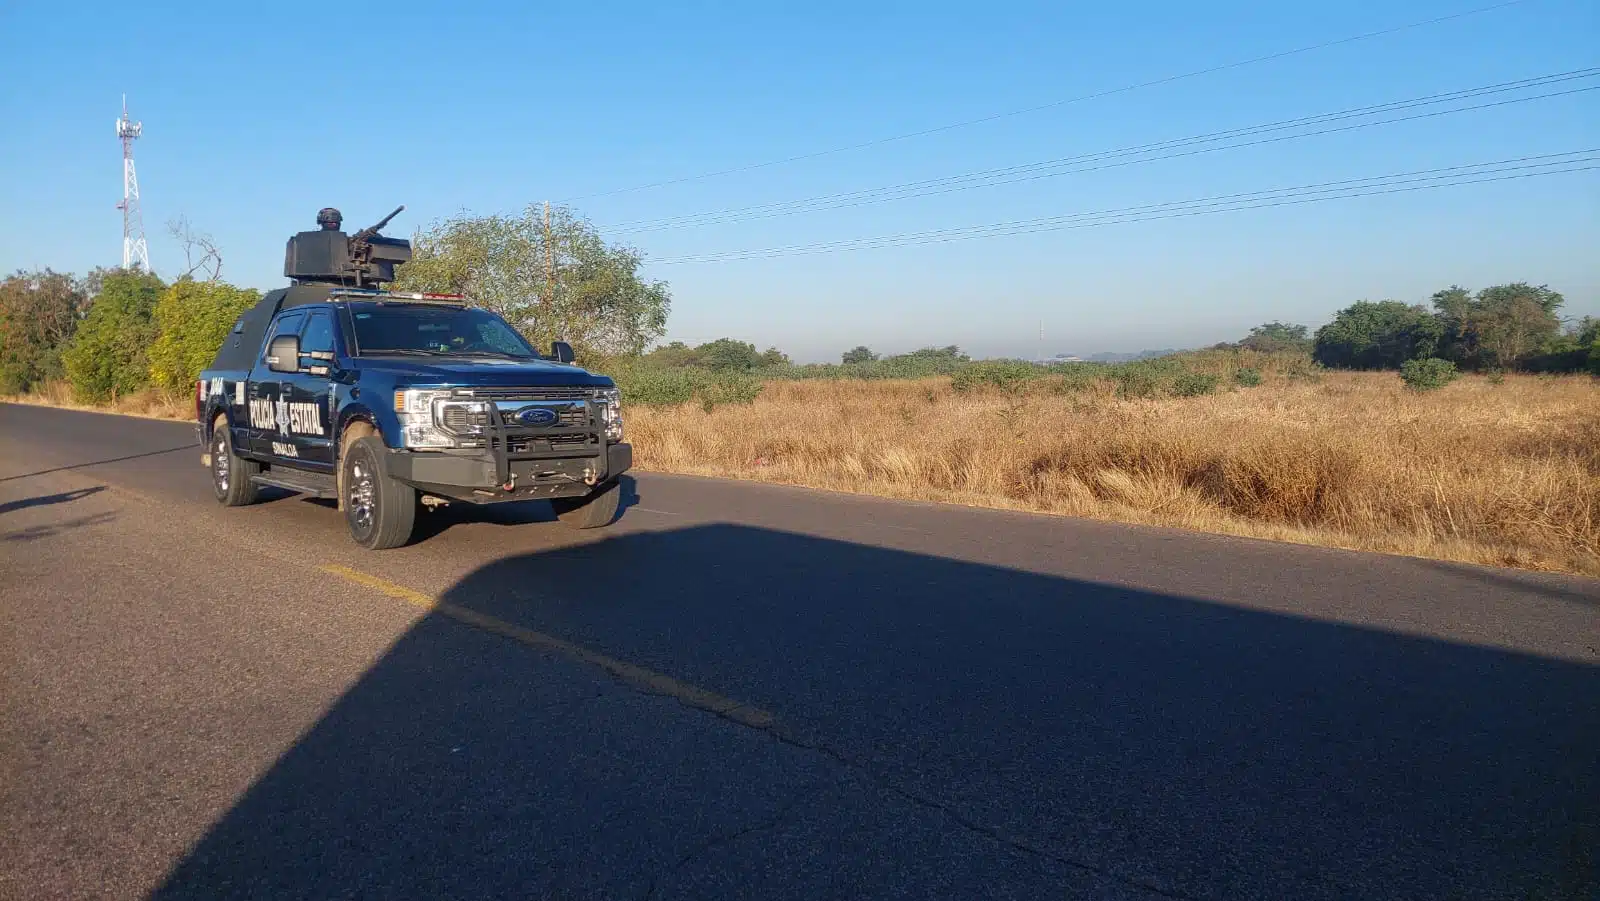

left=0, top=485, right=105, bottom=516
left=152, top=525, right=1599, bottom=900
left=2, top=511, right=119, bottom=542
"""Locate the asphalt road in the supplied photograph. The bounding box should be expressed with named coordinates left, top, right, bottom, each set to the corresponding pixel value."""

left=2, top=402, right=1596, bottom=901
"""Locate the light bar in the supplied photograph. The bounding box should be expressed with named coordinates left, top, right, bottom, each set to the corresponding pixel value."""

left=330, top=288, right=470, bottom=305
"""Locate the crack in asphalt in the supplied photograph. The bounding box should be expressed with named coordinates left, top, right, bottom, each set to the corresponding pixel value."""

left=640, top=781, right=833, bottom=901
left=760, top=725, right=1196, bottom=901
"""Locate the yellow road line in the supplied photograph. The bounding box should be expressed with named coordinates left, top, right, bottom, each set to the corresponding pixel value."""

left=318, top=564, right=775, bottom=730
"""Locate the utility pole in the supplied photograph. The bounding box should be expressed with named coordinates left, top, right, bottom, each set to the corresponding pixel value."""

left=543, top=200, right=554, bottom=302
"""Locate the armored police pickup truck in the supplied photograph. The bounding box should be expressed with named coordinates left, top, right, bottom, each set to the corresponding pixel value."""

left=195, top=207, right=630, bottom=549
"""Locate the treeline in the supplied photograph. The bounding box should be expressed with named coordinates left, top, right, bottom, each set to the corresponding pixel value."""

left=608, top=343, right=982, bottom=407
left=3, top=260, right=1593, bottom=413
left=1248, top=283, right=1597, bottom=375
left=0, top=268, right=258, bottom=400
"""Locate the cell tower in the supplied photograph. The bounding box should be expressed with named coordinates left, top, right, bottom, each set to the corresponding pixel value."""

left=116, top=95, right=150, bottom=272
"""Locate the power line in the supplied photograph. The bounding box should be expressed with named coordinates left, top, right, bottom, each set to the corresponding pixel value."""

left=562, top=0, right=1535, bottom=203
left=656, top=152, right=1597, bottom=261
left=649, top=150, right=1598, bottom=264
left=610, top=70, right=1599, bottom=233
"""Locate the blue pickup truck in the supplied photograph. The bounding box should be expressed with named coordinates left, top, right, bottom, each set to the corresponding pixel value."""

left=195, top=208, right=630, bottom=549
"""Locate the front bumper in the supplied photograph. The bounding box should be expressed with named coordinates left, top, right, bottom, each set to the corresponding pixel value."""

left=385, top=442, right=631, bottom=503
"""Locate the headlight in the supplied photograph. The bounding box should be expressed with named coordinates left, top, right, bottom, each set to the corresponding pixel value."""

left=595, top=388, right=623, bottom=442
left=393, top=388, right=457, bottom=449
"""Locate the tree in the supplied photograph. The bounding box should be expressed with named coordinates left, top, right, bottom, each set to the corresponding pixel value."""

left=1430, top=285, right=1477, bottom=366
left=1238, top=322, right=1310, bottom=353
left=1312, top=300, right=1443, bottom=369
left=642, top=340, right=700, bottom=367
left=1432, top=283, right=1565, bottom=370
left=62, top=268, right=165, bottom=401
left=1469, top=283, right=1562, bottom=370
left=695, top=338, right=761, bottom=371
left=167, top=215, right=224, bottom=281
left=841, top=345, right=878, bottom=364
left=148, top=279, right=260, bottom=392
left=0, top=269, right=85, bottom=394
left=392, top=204, right=670, bottom=358
left=759, top=347, right=790, bottom=367
left=898, top=345, right=968, bottom=362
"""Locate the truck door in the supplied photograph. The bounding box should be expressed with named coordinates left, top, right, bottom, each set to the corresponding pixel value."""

left=247, top=310, right=304, bottom=457
left=279, top=309, right=337, bottom=470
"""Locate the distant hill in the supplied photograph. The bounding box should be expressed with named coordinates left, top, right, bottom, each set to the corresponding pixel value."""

left=1040, top=349, right=1182, bottom=364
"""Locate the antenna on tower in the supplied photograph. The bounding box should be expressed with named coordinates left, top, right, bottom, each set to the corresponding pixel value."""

left=116, top=95, right=150, bottom=272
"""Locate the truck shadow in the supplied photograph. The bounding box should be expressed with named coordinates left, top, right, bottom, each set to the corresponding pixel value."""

left=151, top=524, right=1600, bottom=901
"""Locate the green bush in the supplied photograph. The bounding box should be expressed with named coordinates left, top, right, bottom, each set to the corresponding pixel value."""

left=951, top=360, right=1037, bottom=393
left=1171, top=372, right=1220, bottom=397
left=606, top=362, right=763, bottom=409
left=1589, top=339, right=1600, bottom=376
left=698, top=373, right=763, bottom=411
left=62, top=269, right=165, bottom=402
left=1285, top=358, right=1325, bottom=384
left=148, top=279, right=259, bottom=392
left=0, top=269, right=84, bottom=394
left=610, top=365, right=697, bottom=406
left=1111, top=367, right=1161, bottom=399
left=1234, top=367, right=1263, bottom=387
left=1400, top=357, right=1458, bottom=391
left=1040, top=367, right=1100, bottom=394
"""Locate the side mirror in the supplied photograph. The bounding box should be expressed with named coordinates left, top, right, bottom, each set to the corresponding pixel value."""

left=266, top=335, right=301, bottom=373
left=550, top=341, right=575, bottom=364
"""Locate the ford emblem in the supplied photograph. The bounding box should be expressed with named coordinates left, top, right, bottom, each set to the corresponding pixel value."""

left=517, top=407, right=559, bottom=427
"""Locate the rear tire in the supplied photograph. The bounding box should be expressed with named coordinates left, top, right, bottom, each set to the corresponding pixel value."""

left=341, top=436, right=416, bottom=550
left=552, top=480, right=622, bottom=529
left=211, top=420, right=260, bottom=507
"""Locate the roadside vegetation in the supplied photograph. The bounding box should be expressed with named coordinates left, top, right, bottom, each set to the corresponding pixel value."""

left=2, top=209, right=1595, bottom=575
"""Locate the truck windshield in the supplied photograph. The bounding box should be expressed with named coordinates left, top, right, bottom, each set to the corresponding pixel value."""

left=348, top=303, right=538, bottom=358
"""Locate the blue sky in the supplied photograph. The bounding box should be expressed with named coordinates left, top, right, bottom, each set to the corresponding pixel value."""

left=2, top=0, right=1596, bottom=362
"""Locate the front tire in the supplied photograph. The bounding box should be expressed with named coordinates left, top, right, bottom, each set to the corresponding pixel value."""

left=341, top=437, right=416, bottom=550
left=552, top=480, right=622, bottom=529
left=211, top=420, right=260, bottom=507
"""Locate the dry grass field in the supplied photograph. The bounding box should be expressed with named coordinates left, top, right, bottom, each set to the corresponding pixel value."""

left=4, top=380, right=193, bottom=421
left=630, top=370, right=1600, bottom=576
left=9, top=366, right=1597, bottom=575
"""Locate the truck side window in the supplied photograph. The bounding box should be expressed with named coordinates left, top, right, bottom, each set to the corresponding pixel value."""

left=300, top=311, right=336, bottom=357
left=263, top=312, right=305, bottom=362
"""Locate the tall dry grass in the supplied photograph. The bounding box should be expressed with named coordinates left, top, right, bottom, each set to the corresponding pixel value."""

left=2, top=380, right=193, bottom=421
left=630, top=372, right=1600, bottom=576
left=8, top=371, right=1596, bottom=575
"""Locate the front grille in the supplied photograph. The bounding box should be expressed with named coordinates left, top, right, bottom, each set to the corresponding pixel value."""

left=508, top=433, right=596, bottom=453
left=440, top=402, right=591, bottom=432
left=460, top=387, right=589, bottom=402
